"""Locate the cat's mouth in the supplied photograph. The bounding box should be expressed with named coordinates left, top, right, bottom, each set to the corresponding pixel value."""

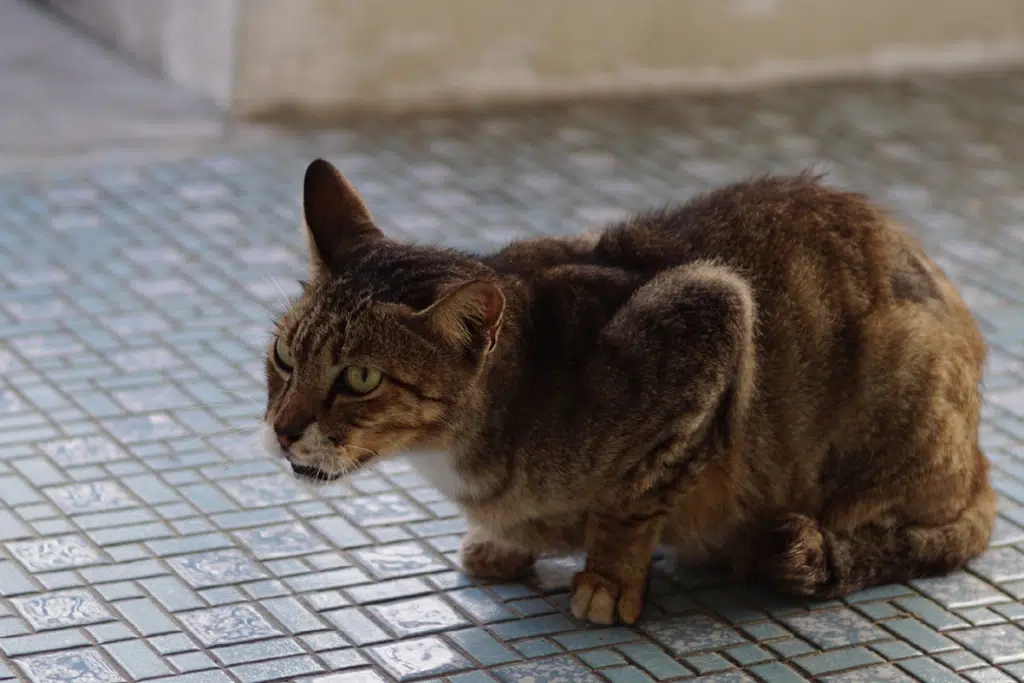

left=289, top=462, right=344, bottom=483
left=288, top=450, right=376, bottom=483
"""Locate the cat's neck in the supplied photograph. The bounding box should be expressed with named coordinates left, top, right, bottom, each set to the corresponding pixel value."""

left=441, top=274, right=532, bottom=502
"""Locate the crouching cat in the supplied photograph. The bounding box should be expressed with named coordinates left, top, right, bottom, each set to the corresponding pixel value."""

left=262, top=158, right=995, bottom=625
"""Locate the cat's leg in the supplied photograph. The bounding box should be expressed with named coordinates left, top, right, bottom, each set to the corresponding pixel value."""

left=459, top=526, right=536, bottom=580
left=571, top=511, right=666, bottom=624
left=763, top=459, right=996, bottom=597
left=570, top=264, right=756, bottom=624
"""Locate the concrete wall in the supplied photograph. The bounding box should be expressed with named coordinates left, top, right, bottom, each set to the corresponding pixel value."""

left=43, top=0, right=1024, bottom=118
left=41, top=0, right=238, bottom=108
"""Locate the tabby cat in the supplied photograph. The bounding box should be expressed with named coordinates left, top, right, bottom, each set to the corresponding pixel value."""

left=262, top=158, right=995, bottom=625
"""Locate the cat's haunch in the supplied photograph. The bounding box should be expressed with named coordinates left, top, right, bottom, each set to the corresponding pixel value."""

left=263, top=158, right=994, bottom=625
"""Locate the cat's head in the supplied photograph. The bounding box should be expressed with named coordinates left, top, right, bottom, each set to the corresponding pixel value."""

left=262, top=159, right=506, bottom=484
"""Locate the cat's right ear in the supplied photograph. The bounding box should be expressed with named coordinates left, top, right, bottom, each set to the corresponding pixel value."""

left=302, top=158, right=383, bottom=272
left=418, top=281, right=506, bottom=356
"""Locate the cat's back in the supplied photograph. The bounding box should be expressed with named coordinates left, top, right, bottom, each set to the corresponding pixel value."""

left=595, top=173, right=973, bottom=325
left=597, top=174, right=884, bottom=281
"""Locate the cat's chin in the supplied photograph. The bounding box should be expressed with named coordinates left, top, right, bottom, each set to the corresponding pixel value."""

left=289, top=461, right=345, bottom=484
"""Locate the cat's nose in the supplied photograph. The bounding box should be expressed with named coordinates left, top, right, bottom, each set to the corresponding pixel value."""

left=275, top=426, right=304, bottom=449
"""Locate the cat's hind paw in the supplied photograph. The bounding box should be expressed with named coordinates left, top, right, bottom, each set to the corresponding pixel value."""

left=762, top=513, right=831, bottom=597
left=459, top=528, right=535, bottom=580
left=570, top=569, right=645, bottom=625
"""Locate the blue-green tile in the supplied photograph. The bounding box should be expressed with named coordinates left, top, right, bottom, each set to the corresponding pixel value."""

left=795, top=647, right=884, bottom=675
left=748, top=662, right=807, bottom=683
left=601, top=666, right=656, bottom=683
left=619, top=642, right=692, bottom=679
left=578, top=649, right=626, bottom=668
left=495, top=655, right=602, bottom=683
left=490, top=614, right=575, bottom=641
left=513, top=638, right=562, bottom=658
left=446, top=628, right=521, bottom=666
left=897, top=657, right=969, bottom=683
left=871, top=641, right=923, bottom=661
left=784, top=608, right=887, bottom=649
left=553, top=628, right=639, bottom=651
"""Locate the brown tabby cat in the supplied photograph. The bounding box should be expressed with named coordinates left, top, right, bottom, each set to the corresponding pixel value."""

left=262, top=158, right=996, bottom=625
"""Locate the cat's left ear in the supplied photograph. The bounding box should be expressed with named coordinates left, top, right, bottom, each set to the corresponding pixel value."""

left=302, top=158, right=383, bottom=272
left=420, top=281, right=505, bottom=355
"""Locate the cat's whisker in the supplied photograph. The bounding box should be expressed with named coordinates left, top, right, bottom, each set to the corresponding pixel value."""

left=344, top=444, right=379, bottom=459
left=217, top=388, right=264, bottom=408
left=174, top=425, right=260, bottom=454
left=323, top=445, right=378, bottom=494
left=336, top=464, right=360, bottom=495
left=268, top=276, right=294, bottom=312
left=179, top=402, right=261, bottom=414
left=312, top=449, right=360, bottom=494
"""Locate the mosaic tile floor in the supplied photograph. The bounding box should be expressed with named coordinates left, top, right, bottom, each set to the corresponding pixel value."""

left=2, top=71, right=1024, bottom=683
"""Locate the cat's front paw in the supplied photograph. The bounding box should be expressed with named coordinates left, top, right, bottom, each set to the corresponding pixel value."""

left=762, top=513, right=831, bottom=596
left=570, top=569, right=646, bottom=625
left=459, top=528, right=535, bottom=580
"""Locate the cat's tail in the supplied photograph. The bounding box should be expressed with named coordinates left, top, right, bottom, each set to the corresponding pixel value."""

left=885, top=465, right=997, bottom=576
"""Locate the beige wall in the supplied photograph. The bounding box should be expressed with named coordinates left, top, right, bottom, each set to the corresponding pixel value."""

left=46, top=0, right=1024, bottom=118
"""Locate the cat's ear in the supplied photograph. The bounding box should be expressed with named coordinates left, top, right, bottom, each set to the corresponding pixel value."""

left=420, top=281, right=505, bottom=355
left=302, top=158, right=383, bottom=271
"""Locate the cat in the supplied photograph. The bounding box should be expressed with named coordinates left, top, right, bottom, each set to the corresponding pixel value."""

left=262, top=158, right=996, bottom=625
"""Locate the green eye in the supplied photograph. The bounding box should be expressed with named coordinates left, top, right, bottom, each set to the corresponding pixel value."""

left=343, top=365, right=382, bottom=395
left=274, top=337, right=295, bottom=371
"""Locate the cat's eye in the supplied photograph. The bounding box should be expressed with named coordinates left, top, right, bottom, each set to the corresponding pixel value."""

left=342, top=365, right=382, bottom=395
left=274, top=337, right=295, bottom=371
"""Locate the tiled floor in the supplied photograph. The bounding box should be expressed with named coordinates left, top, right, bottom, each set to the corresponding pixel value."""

left=1, top=71, right=1024, bottom=683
